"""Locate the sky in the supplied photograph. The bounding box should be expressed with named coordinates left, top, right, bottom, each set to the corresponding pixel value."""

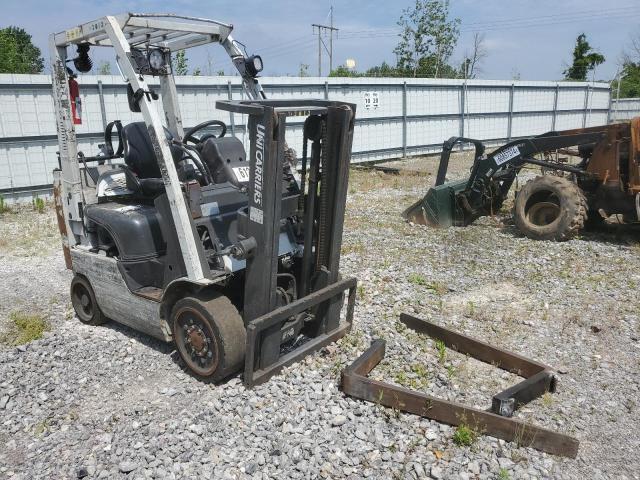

left=2, top=0, right=639, bottom=81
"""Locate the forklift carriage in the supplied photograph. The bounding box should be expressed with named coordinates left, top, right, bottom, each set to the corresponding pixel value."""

left=50, top=13, right=357, bottom=386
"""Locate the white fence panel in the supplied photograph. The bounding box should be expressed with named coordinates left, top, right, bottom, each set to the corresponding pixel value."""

left=0, top=74, right=613, bottom=199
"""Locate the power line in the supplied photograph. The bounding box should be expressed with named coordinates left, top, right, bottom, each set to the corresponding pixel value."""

left=312, top=6, right=339, bottom=76
left=338, top=7, right=640, bottom=39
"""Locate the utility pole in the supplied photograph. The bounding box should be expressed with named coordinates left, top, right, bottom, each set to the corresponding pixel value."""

left=312, top=8, right=338, bottom=77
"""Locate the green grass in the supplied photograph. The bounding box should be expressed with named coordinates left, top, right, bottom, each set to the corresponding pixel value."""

left=0, top=194, right=9, bottom=214
left=498, top=468, right=511, bottom=480
left=435, top=339, right=447, bottom=364
left=32, top=196, right=45, bottom=214
left=408, top=273, right=429, bottom=286
left=407, top=274, right=448, bottom=295
left=1, top=311, right=49, bottom=346
left=452, top=423, right=477, bottom=446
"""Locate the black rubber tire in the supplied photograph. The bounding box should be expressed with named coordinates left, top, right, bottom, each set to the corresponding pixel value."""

left=584, top=208, right=606, bottom=229
left=70, top=275, right=106, bottom=326
left=513, top=175, right=587, bottom=241
left=171, top=291, right=246, bottom=382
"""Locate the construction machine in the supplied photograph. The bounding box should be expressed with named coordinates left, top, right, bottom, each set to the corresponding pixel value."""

left=51, top=13, right=357, bottom=387
left=403, top=119, right=640, bottom=240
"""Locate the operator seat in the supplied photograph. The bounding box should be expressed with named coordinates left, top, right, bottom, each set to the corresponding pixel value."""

left=121, top=122, right=182, bottom=196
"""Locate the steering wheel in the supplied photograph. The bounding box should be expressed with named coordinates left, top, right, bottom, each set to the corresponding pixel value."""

left=183, top=120, right=227, bottom=144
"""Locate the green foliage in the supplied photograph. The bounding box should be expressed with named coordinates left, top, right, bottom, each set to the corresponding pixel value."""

left=498, top=468, right=511, bottom=480
left=174, top=50, right=189, bottom=75
left=612, top=62, right=640, bottom=98
left=452, top=423, right=476, bottom=446
left=298, top=63, right=310, bottom=77
left=563, top=33, right=605, bottom=81
left=435, top=339, right=447, bottom=364
left=192, top=67, right=202, bottom=76
left=0, top=26, right=44, bottom=74
left=97, top=61, right=111, bottom=75
left=32, top=196, right=45, bottom=213
left=1, top=311, right=49, bottom=346
left=408, top=273, right=428, bottom=285
left=329, top=65, right=360, bottom=77
left=217, top=69, right=225, bottom=76
left=0, top=194, right=9, bottom=214
left=394, top=0, right=460, bottom=78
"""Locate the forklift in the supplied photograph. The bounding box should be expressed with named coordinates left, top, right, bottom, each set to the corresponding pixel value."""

left=51, top=13, right=357, bottom=386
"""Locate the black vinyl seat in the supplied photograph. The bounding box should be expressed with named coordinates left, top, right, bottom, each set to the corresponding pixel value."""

left=121, top=122, right=182, bottom=196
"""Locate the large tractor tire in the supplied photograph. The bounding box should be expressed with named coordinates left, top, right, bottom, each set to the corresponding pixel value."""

left=513, top=175, right=587, bottom=241
left=171, top=291, right=246, bottom=382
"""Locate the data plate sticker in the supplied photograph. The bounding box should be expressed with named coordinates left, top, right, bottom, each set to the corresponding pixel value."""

left=66, top=27, right=82, bottom=42
left=250, top=206, right=263, bottom=224
left=233, top=166, right=250, bottom=183
left=493, top=146, right=520, bottom=166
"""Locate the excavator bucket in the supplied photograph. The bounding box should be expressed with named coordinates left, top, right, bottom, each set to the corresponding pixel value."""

left=402, top=179, right=468, bottom=227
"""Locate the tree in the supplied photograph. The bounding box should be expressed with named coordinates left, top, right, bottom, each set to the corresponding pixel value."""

left=97, top=61, right=111, bottom=75
left=0, top=26, right=44, bottom=74
left=192, top=67, right=202, bottom=76
left=329, top=65, right=360, bottom=77
left=365, top=61, right=399, bottom=77
left=614, top=31, right=640, bottom=97
left=298, top=63, right=309, bottom=77
left=394, top=0, right=460, bottom=78
left=563, top=33, right=605, bottom=81
left=174, top=50, right=189, bottom=75
left=460, top=33, right=487, bottom=79
left=612, top=63, right=640, bottom=97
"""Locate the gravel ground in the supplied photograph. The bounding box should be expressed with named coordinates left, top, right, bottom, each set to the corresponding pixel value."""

left=1, top=156, right=639, bottom=479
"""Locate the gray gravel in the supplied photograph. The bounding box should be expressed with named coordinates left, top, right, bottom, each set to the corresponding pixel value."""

left=1, top=158, right=640, bottom=479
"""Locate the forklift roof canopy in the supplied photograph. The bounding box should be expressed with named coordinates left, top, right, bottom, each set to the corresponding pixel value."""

left=53, top=13, right=234, bottom=51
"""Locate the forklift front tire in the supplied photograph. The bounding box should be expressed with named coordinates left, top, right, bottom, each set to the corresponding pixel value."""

left=171, top=292, right=246, bottom=382
left=70, top=275, right=106, bottom=326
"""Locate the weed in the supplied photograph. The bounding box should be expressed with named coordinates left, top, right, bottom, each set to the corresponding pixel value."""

left=411, top=363, right=429, bottom=382
left=498, top=468, right=511, bottom=480
left=33, top=416, right=53, bottom=436
left=541, top=392, right=554, bottom=407
left=452, top=423, right=477, bottom=446
left=465, top=301, right=476, bottom=317
left=435, top=340, right=447, bottom=364
left=446, top=364, right=457, bottom=379
left=426, top=281, right=448, bottom=296
left=395, top=371, right=408, bottom=385
left=408, top=273, right=428, bottom=286
left=32, top=196, right=45, bottom=214
left=331, top=360, right=344, bottom=376
left=1, top=311, right=49, bottom=346
left=0, top=194, right=9, bottom=214
left=342, top=241, right=365, bottom=255
left=357, top=285, right=366, bottom=300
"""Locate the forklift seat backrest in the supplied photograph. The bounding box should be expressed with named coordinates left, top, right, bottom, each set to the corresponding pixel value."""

left=122, top=122, right=181, bottom=179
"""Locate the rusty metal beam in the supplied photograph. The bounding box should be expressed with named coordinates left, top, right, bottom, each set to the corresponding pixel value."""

left=341, top=315, right=579, bottom=458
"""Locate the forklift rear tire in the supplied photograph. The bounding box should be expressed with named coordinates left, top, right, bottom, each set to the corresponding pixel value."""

left=513, top=175, right=587, bottom=241
left=171, top=292, right=246, bottom=382
left=70, top=275, right=106, bottom=326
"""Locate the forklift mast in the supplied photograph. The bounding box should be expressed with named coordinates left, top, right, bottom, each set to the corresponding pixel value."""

left=216, top=99, right=357, bottom=386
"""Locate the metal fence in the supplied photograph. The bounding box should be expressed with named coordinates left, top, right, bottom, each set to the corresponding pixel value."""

left=0, top=74, right=612, bottom=201
left=610, top=98, right=640, bottom=122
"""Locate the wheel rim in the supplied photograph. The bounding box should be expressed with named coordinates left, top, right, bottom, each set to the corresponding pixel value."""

left=527, top=201, right=561, bottom=226
left=524, top=191, right=562, bottom=227
left=174, top=307, right=219, bottom=376
left=71, top=282, right=94, bottom=321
